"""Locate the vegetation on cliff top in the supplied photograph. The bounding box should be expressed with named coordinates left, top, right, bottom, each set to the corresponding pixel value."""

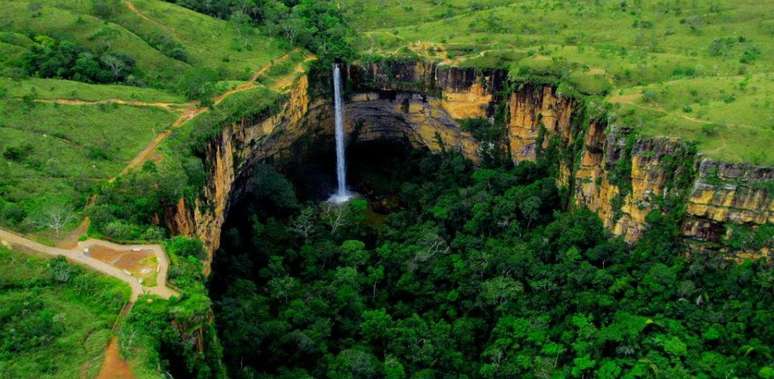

left=344, top=0, right=774, bottom=165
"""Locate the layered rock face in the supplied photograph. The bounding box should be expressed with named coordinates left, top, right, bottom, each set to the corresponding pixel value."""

left=170, top=60, right=772, bottom=264
left=506, top=85, right=575, bottom=162
left=168, top=77, right=312, bottom=267
left=683, top=161, right=773, bottom=243
left=305, top=92, right=480, bottom=162
left=561, top=108, right=771, bottom=251
left=348, top=61, right=503, bottom=119
left=167, top=63, right=499, bottom=262
left=573, top=124, right=697, bottom=242
left=360, top=61, right=771, bottom=253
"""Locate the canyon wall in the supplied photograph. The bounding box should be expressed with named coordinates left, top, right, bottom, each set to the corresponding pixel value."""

left=503, top=80, right=771, bottom=250
left=503, top=81, right=771, bottom=252
left=168, top=77, right=313, bottom=267
left=171, top=60, right=772, bottom=264
left=167, top=64, right=495, bottom=263
left=683, top=161, right=773, bottom=248
left=304, top=92, right=481, bottom=162
left=347, top=60, right=772, bottom=255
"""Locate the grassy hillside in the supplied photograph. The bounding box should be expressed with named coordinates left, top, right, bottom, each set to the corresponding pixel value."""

left=0, top=77, right=185, bottom=102
left=2, top=0, right=288, bottom=87
left=0, top=0, right=295, bottom=236
left=0, top=247, right=130, bottom=378
left=109, top=0, right=288, bottom=81
left=0, top=95, right=178, bottom=238
left=610, top=73, right=774, bottom=165
left=344, top=0, right=774, bottom=165
left=2, top=0, right=187, bottom=85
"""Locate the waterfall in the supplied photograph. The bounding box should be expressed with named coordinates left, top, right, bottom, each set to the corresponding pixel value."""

left=329, top=64, right=351, bottom=204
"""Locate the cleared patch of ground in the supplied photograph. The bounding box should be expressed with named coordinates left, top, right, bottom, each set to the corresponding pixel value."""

left=86, top=245, right=158, bottom=287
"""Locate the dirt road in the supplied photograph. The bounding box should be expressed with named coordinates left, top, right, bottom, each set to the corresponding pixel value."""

left=0, top=228, right=177, bottom=301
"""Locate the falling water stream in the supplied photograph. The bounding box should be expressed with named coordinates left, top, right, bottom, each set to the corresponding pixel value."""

left=328, top=64, right=352, bottom=204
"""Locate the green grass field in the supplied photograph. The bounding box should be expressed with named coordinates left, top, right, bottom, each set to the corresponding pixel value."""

left=343, top=0, right=513, bottom=31
left=0, top=98, right=177, bottom=236
left=344, top=0, right=774, bottom=165
left=0, top=247, right=130, bottom=378
left=109, top=0, right=288, bottom=81
left=0, top=77, right=186, bottom=103
left=609, top=73, right=774, bottom=165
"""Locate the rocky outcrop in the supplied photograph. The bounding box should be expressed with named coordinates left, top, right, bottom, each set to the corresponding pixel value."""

left=340, top=61, right=512, bottom=162
left=305, top=92, right=480, bottom=161
left=683, top=160, right=773, bottom=243
left=573, top=125, right=696, bottom=242
left=507, top=85, right=576, bottom=162
left=348, top=61, right=504, bottom=120
left=573, top=122, right=624, bottom=235
left=569, top=117, right=771, bottom=249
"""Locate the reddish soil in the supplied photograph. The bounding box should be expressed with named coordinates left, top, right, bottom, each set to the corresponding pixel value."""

left=87, top=246, right=152, bottom=272
left=96, top=337, right=134, bottom=379
left=57, top=218, right=90, bottom=249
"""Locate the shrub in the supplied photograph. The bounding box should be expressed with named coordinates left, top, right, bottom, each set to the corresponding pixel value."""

left=2, top=144, right=32, bottom=161
left=86, top=146, right=110, bottom=160
left=708, top=37, right=735, bottom=57
left=49, top=256, right=75, bottom=283
left=740, top=46, right=761, bottom=64
left=103, top=220, right=143, bottom=241
left=22, top=35, right=136, bottom=83
left=92, top=0, right=121, bottom=18
left=701, top=124, right=720, bottom=137
left=0, top=294, right=61, bottom=353
left=0, top=202, right=26, bottom=225
left=165, top=236, right=206, bottom=260
left=672, top=66, right=696, bottom=77
left=141, top=226, right=166, bottom=240
left=149, top=34, right=188, bottom=62
left=641, top=89, right=658, bottom=103
left=177, top=67, right=219, bottom=105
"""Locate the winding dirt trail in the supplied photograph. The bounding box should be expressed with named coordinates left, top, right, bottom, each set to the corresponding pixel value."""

left=124, top=0, right=180, bottom=40
left=1, top=226, right=175, bottom=379
left=211, top=48, right=303, bottom=104
left=118, top=49, right=308, bottom=176
left=33, top=98, right=189, bottom=111
left=96, top=337, right=134, bottom=379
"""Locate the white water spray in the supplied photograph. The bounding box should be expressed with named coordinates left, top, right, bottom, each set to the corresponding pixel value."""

left=328, top=64, right=352, bottom=204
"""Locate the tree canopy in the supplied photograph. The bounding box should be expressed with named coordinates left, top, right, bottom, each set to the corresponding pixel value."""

left=209, top=149, right=774, bottom=378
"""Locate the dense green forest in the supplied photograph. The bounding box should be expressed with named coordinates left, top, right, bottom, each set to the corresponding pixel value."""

left=209, top=144, right=774, bottom=378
